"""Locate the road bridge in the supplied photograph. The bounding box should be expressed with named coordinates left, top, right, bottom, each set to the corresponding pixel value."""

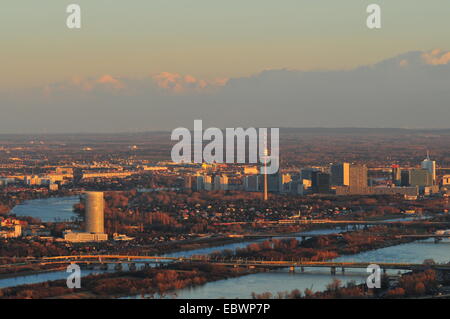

left=214, top=219, right=449, bottom=226
left=226, top=233, right=343, bottom=239
left=228, top=232, right=450, bottom=241
left=9, top=255, right=449, bottom=275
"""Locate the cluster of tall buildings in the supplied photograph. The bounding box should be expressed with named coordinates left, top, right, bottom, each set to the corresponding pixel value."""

left=390, top=154, right=438, bottom=196
left=300, top=153, right=441, bottom=197
left=392, top=154, right=436, bottom=188
left=314, top=154, right=439, bottom=196
left=185, top=153, right=443, bottom=198
left=308, top=163, right=378, bottom=195
left=188, top=171, right=297, bottom=194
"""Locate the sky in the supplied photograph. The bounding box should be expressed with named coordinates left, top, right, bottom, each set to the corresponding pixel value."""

left=1, top=1, right=450, bottom=133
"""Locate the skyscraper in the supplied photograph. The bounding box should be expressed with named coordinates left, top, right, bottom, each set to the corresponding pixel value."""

left=267, top=172, right=281, bottom=193
left=391, top=164, right=401, bottom=186
left=85, top=191, right=105, bottom=234
left=349, top=164, right=368, bottom=190
left=401, top=170, right=411, bottom=187
left=214, top=174, right=229, bottom=191
left=300, top=167, right=320, bottom=180
left=410, top=169, right=433, bottom=187
left=421, top=151, right=436, bottom=184
left=63, top=191, right=108, bottom=242
left=311, top=171, right=331, bottom=194
left=244, top=175, right=260, bottom=192
left=401, top=169, right=433, bottom=187
left=331, top=163, right=350, bottom=186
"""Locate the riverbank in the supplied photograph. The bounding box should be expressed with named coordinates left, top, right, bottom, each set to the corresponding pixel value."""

left=0, top=224, right=438, bottom=299
left=250, top=268, right=445, bottom=299
left=215, top=225, right=428, bottom=262
left=0, top=263, right=253, bottom=299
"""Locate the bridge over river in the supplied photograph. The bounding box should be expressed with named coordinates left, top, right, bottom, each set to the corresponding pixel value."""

left=7, top=255, right=450, bottom=275
left=214, top=219, right=450, bottom=226
left=226, top=232, right=450, bottom=243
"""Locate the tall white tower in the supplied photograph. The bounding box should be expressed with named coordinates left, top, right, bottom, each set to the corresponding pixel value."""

left=263, top=148, right=268, bottom=201
left=421, top=151, right=436, bottom=183
left=85, top=191, right=105, bottom=233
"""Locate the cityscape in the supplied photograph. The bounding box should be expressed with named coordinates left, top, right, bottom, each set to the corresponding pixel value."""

left=2, top=0, right=450, bottom=306
left=0, top=129, right=450, bottom=299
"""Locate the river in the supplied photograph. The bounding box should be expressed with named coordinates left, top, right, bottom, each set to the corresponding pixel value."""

left=2, top=196, right=449, bottom=299
left=10, top=196, right=79, bottom=222
left=170, top=238, right=450, bottom=299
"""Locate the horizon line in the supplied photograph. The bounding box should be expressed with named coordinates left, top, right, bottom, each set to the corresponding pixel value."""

left=1, top=126, right=450, bottom=136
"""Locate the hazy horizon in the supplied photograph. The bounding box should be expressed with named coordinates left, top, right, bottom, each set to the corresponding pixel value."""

left=2, top=126, right=450, bottom=137
left=2, top=1, right=450, bottom=133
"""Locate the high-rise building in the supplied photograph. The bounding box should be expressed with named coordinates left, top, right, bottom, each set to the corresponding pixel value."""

left=203, top=175, right=213, bottom=191
left=391, top=164, right=402, bottom=186
left=401, top=169, right=433, bottom=187
left=63, top=192, right=108, bottom=242
left=421, top=152, right=436, bottom=184
left=349, top=164, right=368, bottom=190
left=184, top=175, right=193, bottom=190
left=226, top=177, right=244, bottom=191
left=410, top=169, right=433, bottom=187
left=280, top=174, right=292, bottom=193
left=244, top=175, right=260, bottom=192
left=331, top=163, right=350, bottom=186
left=401, top=170, right=411, bottom=187
left=195, top=175, right=204, bottom=191
left=267, top=173, right=281, bottom=192
left=85, top=191, right=105, bottom=234
left=301, top=167, right=320, bottom=180
left=288, top=181, right=306, bottom=195
left=311, top=171, right=331, bottom=194
left=214, top=174, right=229, bottom=191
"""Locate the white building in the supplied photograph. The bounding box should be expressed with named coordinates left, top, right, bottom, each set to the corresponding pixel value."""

left=421, top=152, right=436, bottom=183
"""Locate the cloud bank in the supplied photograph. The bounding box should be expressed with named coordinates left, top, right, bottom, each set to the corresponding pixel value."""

left=2, top=49, right=450, bottom=133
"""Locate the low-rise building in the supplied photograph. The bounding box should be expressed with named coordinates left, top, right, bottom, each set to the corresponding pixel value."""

left=63, top=230, right=108, bottom=243
left=0, top=224, right=21, bottom=238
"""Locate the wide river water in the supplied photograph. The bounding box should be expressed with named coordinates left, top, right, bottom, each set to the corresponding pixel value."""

left=2, top=197, right=449, bottom=299
left=10, top=196, right=79, bottom=222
